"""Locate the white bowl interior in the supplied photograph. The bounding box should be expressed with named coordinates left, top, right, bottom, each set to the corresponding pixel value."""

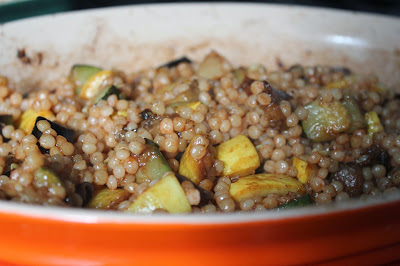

left=0, top=3, right=399, bottom=222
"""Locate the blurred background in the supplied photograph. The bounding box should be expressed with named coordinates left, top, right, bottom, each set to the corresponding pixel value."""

left=0, top=0, right=399, bottom=23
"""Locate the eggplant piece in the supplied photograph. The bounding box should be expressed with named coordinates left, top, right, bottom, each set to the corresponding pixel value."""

left=69, top=64, right=102, bottom=95
left=276, top=194, right=313, bottom=210
left=175, top=174, right=211, bottom=207
left=75, top=182, right=94, bottom=206
left=302, top=99, right=351, bottom=142
left=32, top=116, right=75, bottom=143
left=32, top=116, right=75, bottom=153
left=331, top=163, right=363, bottom=197
left=356, top=145, right=390, bottom=170
left=157, top=56, right=191, bottom=69
left=0, top=115, right=13, bottom=141
left=135, top=138, right=172, bottom=183
left=139, top=109, right=163, bottom=136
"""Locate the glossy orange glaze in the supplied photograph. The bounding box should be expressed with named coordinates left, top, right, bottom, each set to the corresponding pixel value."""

left=0, top=200, right=399, bottom=265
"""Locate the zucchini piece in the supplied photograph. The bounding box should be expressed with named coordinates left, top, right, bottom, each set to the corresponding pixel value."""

left=92, top=85, right=120, bottom=105
left=216, top=134, right=260, bottom=178
left=198, top=51, right=231, bottom=79
left=169, top=86, right=200, bottom=105
left=139, top=109, right=163, bottom=136
left=232, top=68, right=246, bottom=84
left=229, top=173, right=306, bottom=203
left=69, top=64, right=102, bottom=95
left=293, top=156, right=318, bottom=184
left=79, top=70, right=114, bottom=100
left=126, top=172, right=191, bottom=214
left=0, top=115, right=13, bottom=141
left=276, top=194, right=313, bottom=210
left=33, top=167, right=63, bottom=190
left=365, top=111, right=383, bottom=134
left=32, top=116, right=75, bottom=143
left=178, top=134, right=215, bottom=185
left=302, top=99, right=351, bottom=142
left=87, top=188, right=130, bottom=209
left=18, top=109, right=55, bottom=134
left=135, top=138, right=172, bottom=183
left=158, top=56, right=191, bottom=69
left=341, top=95, right=366, bottom=133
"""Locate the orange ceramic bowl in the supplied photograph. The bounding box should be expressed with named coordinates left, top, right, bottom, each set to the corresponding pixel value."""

left=0, top=3, right=400, bottom=265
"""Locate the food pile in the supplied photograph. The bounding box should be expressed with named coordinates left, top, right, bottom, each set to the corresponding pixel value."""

left=0, top=51, right=399, bottom=213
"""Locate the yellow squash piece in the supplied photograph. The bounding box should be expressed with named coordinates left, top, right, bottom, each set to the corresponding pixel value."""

left=127, top=172, right=191, bottom=214
left=216, top=134, right=260, bottom=178
left=170, top=101, right=201, bottom=112
left=80, top=70, right=114, bottom=100
left=178, top=135, right=214, bottom=185
left=19, top=109, right=55, bottom=134
left=325, top=79, right=349, bottom=89
left=293, top=157, right=318, bottom=184
left=87, top=188, right=130, bottom=209
left=229, top=173, right=306, bottom=202
left=365, top=111, right=383, bottom=134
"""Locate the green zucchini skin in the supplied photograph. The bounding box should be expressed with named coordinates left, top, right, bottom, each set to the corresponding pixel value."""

left=69, top=64, right=102, bottom=95
left=276, top=194, right=313, bottom=210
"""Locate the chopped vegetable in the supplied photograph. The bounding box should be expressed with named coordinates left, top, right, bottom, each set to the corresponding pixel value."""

left=69, top=64, right=102, bottom=95
left=135, top=138, right=172, bottom=183
left=229, top=173, right=306, bottom=203
left=79, top=70, right=114, bottom=100
left=331, top=163, right=363, bottom=197
left=169, top=101, right=201, bottom=111
left=127, top=172, right=191, bottom=214
left=178, top=134, right=215, bottom=184
left=293, top=157, right=318, bottom=184
left=365, top=111, right=383, bottom=134
left=175, top=174, right=211, bottom=206
left=325, top=79, right=349, bottom=89
left=302, top=99, right=351, bottom=142
left=32, top=116, right=75, bottom=143
left=158, top=56, right=191, bottom=69
left=169, top=86, right=199, bottom=105
left=276, top=194, right=313, bottom=210
left=216, top=134, right=260, bottom=178
left=341, top=95, right=366, bottom=133
left=18, top=109, right=55, bottom=134
left=87, top=188, right=130, bottom=209
left=198, top=51, right=231, bottom=79
left=33, top=167, right=63, bottom=192
left=92, top=85, right=121, bottom=104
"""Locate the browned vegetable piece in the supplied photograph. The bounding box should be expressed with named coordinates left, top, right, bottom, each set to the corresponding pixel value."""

left=331, top=163, right=363, bottom=197
left=87, top=188, right=130, bottom=210
left=198, top=51, right=231, bottom=79
left=139, top=109, right=164, bottom=136
left=356, top=145, right=390, bottom=170
left=178, top=134, right=215, bottom=184
left=238, top=78, right=290, bottom=129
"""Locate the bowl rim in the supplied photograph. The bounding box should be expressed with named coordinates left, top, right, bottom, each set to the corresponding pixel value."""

left=0, top=2, right=399, bottom=224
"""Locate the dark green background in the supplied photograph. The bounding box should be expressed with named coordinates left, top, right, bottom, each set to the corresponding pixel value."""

left=0, top=0, right=399, bottom=24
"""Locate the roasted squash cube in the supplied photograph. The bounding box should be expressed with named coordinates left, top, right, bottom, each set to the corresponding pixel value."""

left=87, top=188, right=130, bottom=209
left=178, top=134, right=214, bottom=185
left=293, top=157, right=318, bottom=184
left=216, top=134, right=260, bottom=177
left=127, top=172, right=191, bottom=214
left=229, top=173, right=306, bottom=202
left=80, top=70, right=114, bottom=100
left=365, top=111, right=383, bottom=134
left=18, top=109, right=55, bottom=134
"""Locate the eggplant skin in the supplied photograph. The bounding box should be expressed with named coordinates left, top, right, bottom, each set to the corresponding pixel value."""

left=158, top=56, right=192, bottom=69
left=331, top=163, right=363, bottom=197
